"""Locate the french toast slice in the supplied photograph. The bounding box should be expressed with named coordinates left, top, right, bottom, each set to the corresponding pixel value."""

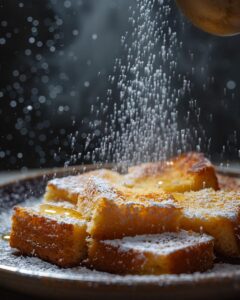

left=44, top=169, right=122, bottom=204
left=88, top=230, right=214, bottom=275
left=174, top=189, right=240, bottom=257
left=124, top=152, right=219, bottom=192
left=78, top=176, right=182, bottom=239
left=10, top=205, right=87, bottom=267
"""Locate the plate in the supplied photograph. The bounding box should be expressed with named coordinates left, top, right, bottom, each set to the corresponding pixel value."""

left=1, top=166, right=240, bottom=300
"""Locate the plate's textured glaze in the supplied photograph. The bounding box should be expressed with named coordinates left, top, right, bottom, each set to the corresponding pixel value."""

left=1, top=166, right=240, bottom=300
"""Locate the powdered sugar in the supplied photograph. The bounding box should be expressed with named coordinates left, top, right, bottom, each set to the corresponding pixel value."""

left=182, top=189, right=240, bottom=220
left=48, top=175, right=87, bottom=194
left=0, top=197, right=41, bottom=231
left=124, top=198, right=176, bottom=208
left=103, top=230, right=213, bottom=255
left=48, top=169, right=121, bottom=197
left=85, top=176, right=120, bottom=201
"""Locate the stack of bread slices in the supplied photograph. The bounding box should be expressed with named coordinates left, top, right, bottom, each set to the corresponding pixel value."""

left=10, top=152, right=240, bottom=275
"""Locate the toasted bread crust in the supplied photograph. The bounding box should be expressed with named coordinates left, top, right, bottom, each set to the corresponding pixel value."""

left=10, top=207, right=87, bottom=267
left=88, top=231, right=214, bottom=275
left=125, top=152, right=219, bottom=192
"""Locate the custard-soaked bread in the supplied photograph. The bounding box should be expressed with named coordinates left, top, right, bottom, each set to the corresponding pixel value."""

left=10, top=206, right=87, bottom=267
left=78, top=176, right=181, bottom=239
left=124, top=152, right=219, bottom=192
left=174, top=189, right=240, bottom=257
left=44, top=169, right=122, bottom=204
left=88, top=230, right=214, bottom=275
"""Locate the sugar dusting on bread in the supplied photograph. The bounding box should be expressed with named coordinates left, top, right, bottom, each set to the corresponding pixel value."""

left=182, top=189, right=240, bottom=220
left=103, top=230, right=214, bottom=255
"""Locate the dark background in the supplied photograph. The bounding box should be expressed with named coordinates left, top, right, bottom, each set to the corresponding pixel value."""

left=0, top=0, right=240, bottom=171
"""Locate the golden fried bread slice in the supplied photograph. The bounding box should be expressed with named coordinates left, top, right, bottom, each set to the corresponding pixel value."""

left=44, top=169, right=122, bottom=204
left=78, top=176, right=181, bottom=239
left=88, top=230, right=214, bottom=275
left=174, top=189, right=240, bottom=257
left=10, top=206, right=87, bottom=267
left=124, top=152, right=219, bottom=192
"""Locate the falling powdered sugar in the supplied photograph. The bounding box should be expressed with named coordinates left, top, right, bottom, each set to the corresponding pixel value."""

left=92, top=0, right=194, bottom=170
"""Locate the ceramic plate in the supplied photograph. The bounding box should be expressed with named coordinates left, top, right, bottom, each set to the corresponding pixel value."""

left=1, top=166, right=240, bottom=300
